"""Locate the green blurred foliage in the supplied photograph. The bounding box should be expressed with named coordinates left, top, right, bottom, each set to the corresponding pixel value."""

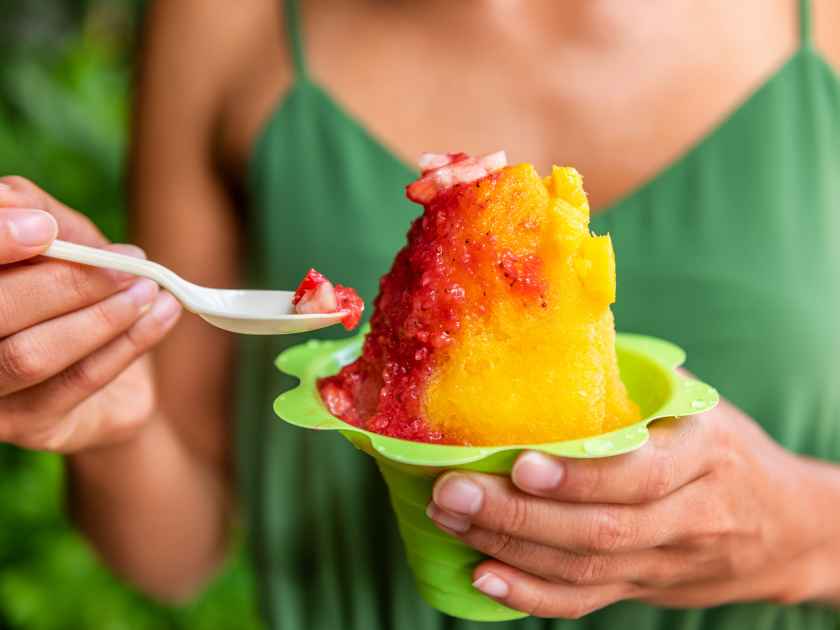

left=0, top=2, right=262, bottom=628
left=0, top=0, right=134, bottom=239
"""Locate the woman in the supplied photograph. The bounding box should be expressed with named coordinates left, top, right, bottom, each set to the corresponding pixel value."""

left=1, top=0, right=839, bottom=627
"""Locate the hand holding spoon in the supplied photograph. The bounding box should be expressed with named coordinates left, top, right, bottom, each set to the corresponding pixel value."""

left=43, top=240, right=347, bottom=335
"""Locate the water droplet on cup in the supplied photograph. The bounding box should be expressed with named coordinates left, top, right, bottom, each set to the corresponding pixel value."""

left=583, top=438, right=614, bottom=456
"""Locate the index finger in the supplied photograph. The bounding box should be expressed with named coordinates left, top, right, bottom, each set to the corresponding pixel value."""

left=511, top=417, right=711, bottom=504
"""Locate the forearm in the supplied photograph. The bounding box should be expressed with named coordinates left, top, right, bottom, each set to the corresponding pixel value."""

left=66, top=411, right=233, bottom=602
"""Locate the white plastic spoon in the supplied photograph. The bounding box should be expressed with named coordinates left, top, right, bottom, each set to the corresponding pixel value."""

left=43, top=240, right=347, bottom=335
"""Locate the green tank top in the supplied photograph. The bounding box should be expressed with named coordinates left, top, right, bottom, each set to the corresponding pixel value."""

left=238, top=0, right=840, bottom=627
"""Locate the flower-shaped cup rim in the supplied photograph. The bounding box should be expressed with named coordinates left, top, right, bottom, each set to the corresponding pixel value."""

left=273, top=328, right=719, bottom=468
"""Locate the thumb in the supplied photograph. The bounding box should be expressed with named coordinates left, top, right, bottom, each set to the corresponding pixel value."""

left=0, top=208, right=59, bottom=264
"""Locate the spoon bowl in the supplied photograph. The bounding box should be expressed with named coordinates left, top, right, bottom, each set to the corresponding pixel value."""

left=43, top=240, right=348, bottom=335
left=195, top=289, right=346, bottom=334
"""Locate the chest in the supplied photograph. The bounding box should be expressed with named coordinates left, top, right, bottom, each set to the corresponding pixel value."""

left=589, top=98, right=840, bottom=453
left=226, top=0, right=797, bottom=211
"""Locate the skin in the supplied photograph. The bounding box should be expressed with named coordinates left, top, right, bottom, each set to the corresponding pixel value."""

left=1, top=0, right=839, bottom=613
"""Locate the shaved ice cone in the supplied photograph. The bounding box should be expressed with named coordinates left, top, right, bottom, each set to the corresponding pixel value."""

left=274, top=153, right=717, bottom=620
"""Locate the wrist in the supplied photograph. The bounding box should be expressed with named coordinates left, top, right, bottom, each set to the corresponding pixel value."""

left=774, top=454, right=840, bottom=605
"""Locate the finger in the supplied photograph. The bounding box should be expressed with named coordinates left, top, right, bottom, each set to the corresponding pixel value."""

left=511, top=417, right=710, bottom=504
left=0, top=278, right=159, bottom=395
left=433, top=516, right=720, bottom=588
left=0, top=208, right=58, bottom=264
left=0, top=244, right=146, bottom=337
left=431, top=472, right=684, bottom=553
left=0, top=177, right=106, bottom=246
left=471, top=560, right=634, bottom=619
left=2, top=292, right=181, bottom=422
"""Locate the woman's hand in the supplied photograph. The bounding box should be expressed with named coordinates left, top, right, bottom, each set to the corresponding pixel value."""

left=0, top=176, right=182, bottom=453
left=427, top=398, right=840, bottom=618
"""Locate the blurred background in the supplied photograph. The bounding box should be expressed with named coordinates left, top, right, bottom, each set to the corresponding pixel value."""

left=0, top=1, right=261, bottom=628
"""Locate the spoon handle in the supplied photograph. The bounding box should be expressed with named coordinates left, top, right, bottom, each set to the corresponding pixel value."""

left=43, top=240, right=193, bottom=304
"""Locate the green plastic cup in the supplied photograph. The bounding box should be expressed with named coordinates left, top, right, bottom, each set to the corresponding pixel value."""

left=274, top=330, right=718, bottom=622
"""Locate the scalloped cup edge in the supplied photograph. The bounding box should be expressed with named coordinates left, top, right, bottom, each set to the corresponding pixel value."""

left=273, top=331, right=719, bottom=469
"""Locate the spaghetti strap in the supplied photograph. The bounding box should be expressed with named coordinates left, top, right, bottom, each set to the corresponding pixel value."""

left=799, top=0, right=812, bottom=48
left=283, top=0, right=308, bottom=77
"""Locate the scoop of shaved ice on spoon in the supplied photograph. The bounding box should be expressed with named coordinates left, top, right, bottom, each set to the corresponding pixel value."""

left=293, top=268, right=364, bottom=330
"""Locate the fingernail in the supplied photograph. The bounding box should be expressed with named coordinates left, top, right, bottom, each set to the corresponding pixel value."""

left=426, top=503, right=471, bottom=533
left=513, top=452, right=564, bottom=492
left=434, top=474, right=483, bottom=515
left=148, top=292, right=181, bottom=325
left=8, top=209, right=57, bottom=246
left=0, top=182, right=10, bottom=192
left=124, top=279, right=159, bottom=308
left=473, top=573, right=509, bottom=598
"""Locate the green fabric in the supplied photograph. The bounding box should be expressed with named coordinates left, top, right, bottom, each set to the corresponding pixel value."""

left=239, top=0, right=840, bottom=627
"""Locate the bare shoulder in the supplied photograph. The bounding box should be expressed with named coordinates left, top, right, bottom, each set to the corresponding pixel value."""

left=814, top=0, right=840, bottom=73
left=138, top=0, right=293, bottom=173
left=139, top=0, right=270, bottom=107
